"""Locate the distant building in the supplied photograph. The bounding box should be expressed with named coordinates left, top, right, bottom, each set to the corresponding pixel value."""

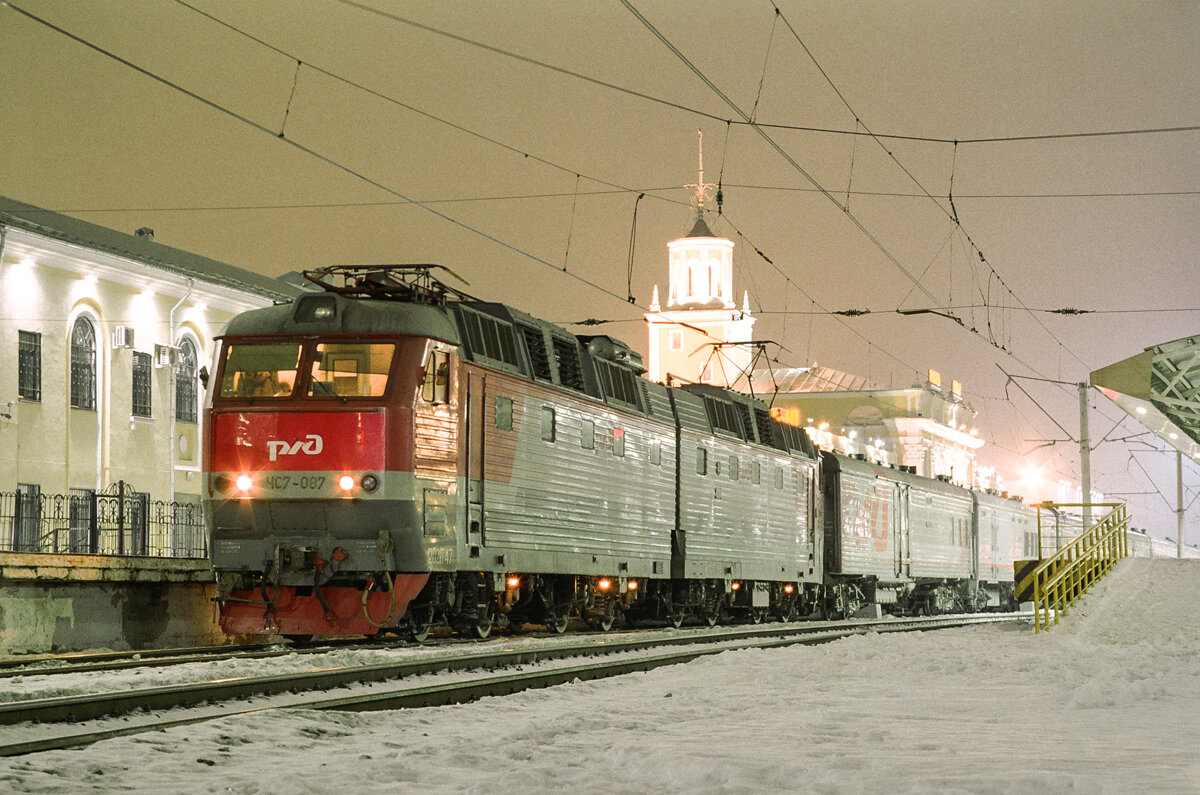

left=0, top=196, right=304, bottom=555
left=750, top=365, right=985, bottom=488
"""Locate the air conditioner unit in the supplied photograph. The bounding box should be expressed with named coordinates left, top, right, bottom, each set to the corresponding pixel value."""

left=154, top=343, right=178, bottom=368
left=112, top=327, right=134, bottom=349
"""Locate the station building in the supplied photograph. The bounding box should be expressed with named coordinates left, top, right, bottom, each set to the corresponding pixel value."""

left=749, top=365, right=986, bottom=489
left=0, top=196, right=303, bottom=559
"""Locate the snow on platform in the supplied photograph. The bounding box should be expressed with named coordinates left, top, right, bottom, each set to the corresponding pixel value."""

left=2, top=558, right=1198, bottom=793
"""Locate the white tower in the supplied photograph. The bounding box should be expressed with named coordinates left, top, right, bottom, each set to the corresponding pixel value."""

left=646, top=132, right=755, bottom=386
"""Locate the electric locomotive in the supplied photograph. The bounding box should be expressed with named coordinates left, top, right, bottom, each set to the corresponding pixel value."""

left=204, top=265, right=825, bottom=640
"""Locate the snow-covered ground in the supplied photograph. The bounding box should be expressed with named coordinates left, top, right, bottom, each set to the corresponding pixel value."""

left=2, top=558, right=1198, bottom=793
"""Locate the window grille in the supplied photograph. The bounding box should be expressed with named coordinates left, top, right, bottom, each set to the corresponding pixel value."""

left=551, top=336, right=585, bottom=391
left=132, top=351, right=152, bottom=417
left=702, top=396, right=743, bottom=438
left=18, top=330, right=41, bottom=402
left=519, top=325, right=552, bottom=381
left=70, top=317, right=97, bottom=410
left=596, top=360, right=641, bottom=409
left=460, top=310, right=520, bottom=368
left=175, top=338, right=198, bottom=422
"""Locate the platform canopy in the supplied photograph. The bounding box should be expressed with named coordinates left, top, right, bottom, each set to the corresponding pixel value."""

left=1091, top=333, right=1200, bottom=462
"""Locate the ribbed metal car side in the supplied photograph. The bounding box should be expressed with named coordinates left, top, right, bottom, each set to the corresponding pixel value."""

left=468, top=368, right=674, bottom=579
left=823, top=453, right=900, bottom=581
left=972, top=491, right=1030, bottom=584
left=902, top=474, right=974, bottom=580
left=673, top=390, right=817, bottom=582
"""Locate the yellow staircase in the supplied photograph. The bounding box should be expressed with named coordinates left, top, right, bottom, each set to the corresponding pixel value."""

left=1014, top=503, right=1130, bottom=633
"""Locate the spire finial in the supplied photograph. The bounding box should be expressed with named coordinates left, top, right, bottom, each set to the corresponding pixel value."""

left=684, top=129, right=717, bottom=215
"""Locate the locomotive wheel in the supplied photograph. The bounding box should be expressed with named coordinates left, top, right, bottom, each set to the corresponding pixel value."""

left=547, top=609, right=570, bottom=634
left=703, top=610, right=719, bottom=628
left=586, top=607, right=617, bottom=632
left=750, top=608, right=766, bottom=624
left=668, top=609, right=686, bottom=629
left=407, top=610, right=433, bottom=643
left=469, top=614, right=493, bottom=639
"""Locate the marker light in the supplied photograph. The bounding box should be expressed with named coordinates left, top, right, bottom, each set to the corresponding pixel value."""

left=626, top=580, right=638, bottom=591
left=598, top=578, right=612, bottom=591
left=784, top=584, right=794, bottom=594
left=731, top=582, right=741, bottom=591
left=360, top=474, right=380, bottom=493
left=338, top=475, right=356, bottom=492
left=235, top=475, right=253, bottom=493
left=506, top=576, right=521, bottom=588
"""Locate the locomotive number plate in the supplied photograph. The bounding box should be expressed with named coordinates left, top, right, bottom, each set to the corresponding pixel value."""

left=260, top=475, right=327, bottom=492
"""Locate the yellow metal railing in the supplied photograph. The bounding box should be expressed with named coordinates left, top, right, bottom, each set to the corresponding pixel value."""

left=1030, top=502, right=1129, bottom=633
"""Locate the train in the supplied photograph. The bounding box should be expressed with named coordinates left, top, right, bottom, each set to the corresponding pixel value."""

left=202, top=265, right=1050, bottom=641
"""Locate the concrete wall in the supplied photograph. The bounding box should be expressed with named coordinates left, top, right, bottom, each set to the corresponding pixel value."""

left=0, top=553, right=229, bottom=654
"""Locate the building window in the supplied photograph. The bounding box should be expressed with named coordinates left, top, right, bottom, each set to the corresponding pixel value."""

left=541, top=405, right=556, bottom=442
left=175, top=338, right=199, bottom=422
left=132, top=351, right=152, bottom=417
left=70, top=316, right=97, bottom=410
left=669, top=330, right=683, bottom=351
left=18, top=331, right=41, bottom=402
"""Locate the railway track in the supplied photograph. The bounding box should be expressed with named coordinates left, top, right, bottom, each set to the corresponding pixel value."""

left=0, top=612, right=1023, bottom=757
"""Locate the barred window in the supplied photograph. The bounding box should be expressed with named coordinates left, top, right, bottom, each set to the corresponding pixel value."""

left=70, top=317, right=97, bottom=410
left=175, top=338, right=198, bottom=423
left=18, top=330, right=41, bottom=402
left=132, top=351, right=152, bottom=417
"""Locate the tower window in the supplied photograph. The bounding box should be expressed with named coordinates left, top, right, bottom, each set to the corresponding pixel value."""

left=669, top=330, right=682, bottom=351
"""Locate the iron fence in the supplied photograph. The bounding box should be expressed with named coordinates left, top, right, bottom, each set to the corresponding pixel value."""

left=0, top=482, right=207, bottom=558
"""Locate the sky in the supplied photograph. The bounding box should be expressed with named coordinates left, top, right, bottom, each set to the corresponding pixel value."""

left=1, top=557, right=1198, bottom=792
left=0, top=1, right=1197, bottom=540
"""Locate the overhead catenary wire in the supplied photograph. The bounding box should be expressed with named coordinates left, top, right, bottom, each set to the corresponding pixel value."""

left=168, top=0, right=923, bottom=386
left=4, top=0, right=855, bottom=390
left=0, top=2, right=705, bottom=345
left=30, top=185, right=1199, bottom=216
left=8, top=1, right=1184, bottom=516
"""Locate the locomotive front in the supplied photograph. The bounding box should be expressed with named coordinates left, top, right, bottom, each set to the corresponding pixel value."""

left=204, top=274, right=460, bottom=639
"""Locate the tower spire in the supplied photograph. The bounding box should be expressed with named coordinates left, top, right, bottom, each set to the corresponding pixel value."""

left=684, top=129, right=717, bottom=216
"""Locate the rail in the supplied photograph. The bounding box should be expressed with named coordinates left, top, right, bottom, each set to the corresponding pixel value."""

left=0, top=613, right=1021, bottom=755
left=1030, top=502, right=1129, bottom=633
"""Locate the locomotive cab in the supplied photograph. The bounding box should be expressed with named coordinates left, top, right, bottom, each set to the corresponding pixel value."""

left=204, top=286, right=462, bottom=638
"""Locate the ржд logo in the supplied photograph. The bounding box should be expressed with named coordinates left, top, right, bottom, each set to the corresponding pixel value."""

left=266, top=434, right=324, bottom=462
